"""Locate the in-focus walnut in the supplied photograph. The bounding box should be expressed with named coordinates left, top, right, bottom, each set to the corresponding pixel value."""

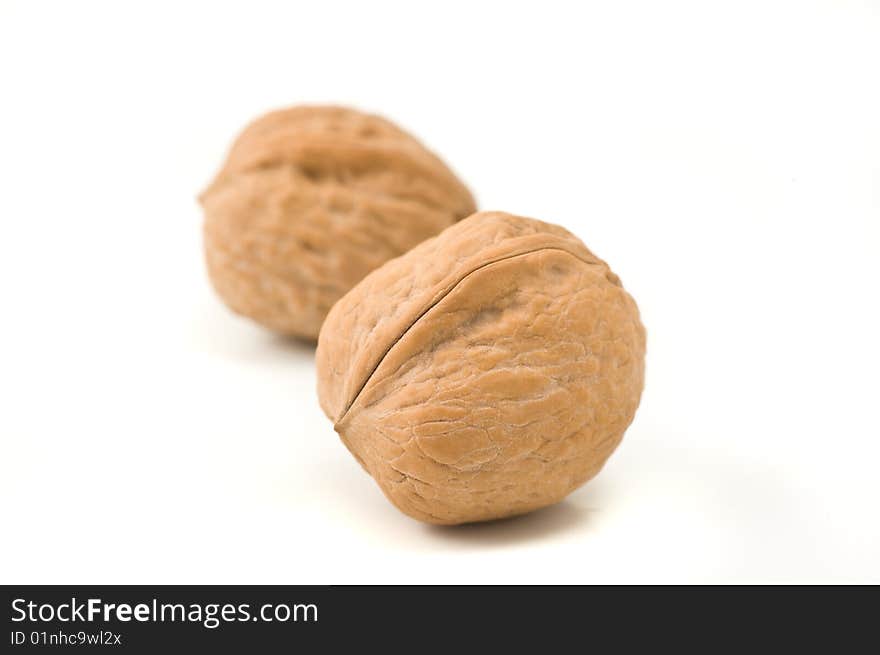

left=316, top=211, right=646, bottom=525
left=200, top=106, right=476, bottom=339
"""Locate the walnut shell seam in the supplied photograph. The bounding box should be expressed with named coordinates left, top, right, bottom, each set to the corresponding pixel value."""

left=334, top=245, right=620, bottom=427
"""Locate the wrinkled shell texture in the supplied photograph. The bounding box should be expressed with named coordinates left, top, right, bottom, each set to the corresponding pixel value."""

left=317, top=211, right=646, bottom=525
left=201, top=106, right=476, bottom=339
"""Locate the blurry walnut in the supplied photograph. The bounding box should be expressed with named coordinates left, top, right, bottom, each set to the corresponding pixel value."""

left=316, top=211, right=646, bottom=525
left=200, top=106, right=476, bottom=339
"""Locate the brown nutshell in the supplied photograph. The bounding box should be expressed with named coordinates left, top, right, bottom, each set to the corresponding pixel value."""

left=200, top=106, right=476, bottom=339
left=316, top=211, right=646, bottom=525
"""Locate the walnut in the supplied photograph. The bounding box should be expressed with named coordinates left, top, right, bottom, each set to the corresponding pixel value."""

left=316, top=211, right=646, bottom=524
left=200, top=106, right=476, bottom=339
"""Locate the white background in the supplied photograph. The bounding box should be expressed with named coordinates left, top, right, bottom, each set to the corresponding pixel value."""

left=1, top=0, right=878, bottom=584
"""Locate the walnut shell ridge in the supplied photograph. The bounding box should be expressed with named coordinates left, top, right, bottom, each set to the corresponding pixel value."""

left=316, top=211, right=646, bottom=525
left=200, top=106, right=476, bottom=339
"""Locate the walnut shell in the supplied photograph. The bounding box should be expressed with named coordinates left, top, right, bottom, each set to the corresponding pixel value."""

left=316, top=211, right=646, bottom=524
left=200, top=106, right=476, bottom=339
